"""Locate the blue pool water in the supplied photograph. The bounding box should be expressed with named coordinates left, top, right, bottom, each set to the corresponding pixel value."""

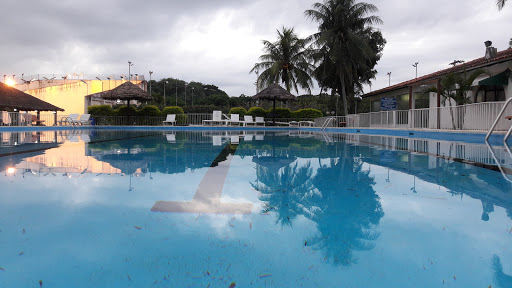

left=0, top=130, right=511, bottom=287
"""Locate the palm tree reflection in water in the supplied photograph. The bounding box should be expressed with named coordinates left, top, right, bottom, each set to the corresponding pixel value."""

left=252, top=140, right=384, bottom=266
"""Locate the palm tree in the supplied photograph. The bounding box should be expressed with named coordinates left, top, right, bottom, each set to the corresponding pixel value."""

left=305, top=0, right=383, bottom=116
left=250, top=27, right=315, bottom=93
left=497, top=0, right=507, bottom=10
left=422, top=69, right=489, bottom=129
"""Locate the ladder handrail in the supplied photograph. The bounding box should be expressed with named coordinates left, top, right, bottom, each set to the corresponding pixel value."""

left=321, top=117, right=335, bottom=130
left=485, top=140, right=512, bottom=183
left=485, top=97, right=512, bottom=141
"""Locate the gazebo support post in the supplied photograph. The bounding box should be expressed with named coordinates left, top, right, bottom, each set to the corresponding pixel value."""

left=53, top=111, right=57, bottom=126
left=273, top=96, right=276, bottom=125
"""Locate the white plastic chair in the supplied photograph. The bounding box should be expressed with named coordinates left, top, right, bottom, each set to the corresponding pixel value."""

left=203, top=111, right=224, bottom=126
left=76, top=114, right=91, bottom=125
left=227, top=114, right=242, bottom=126
left=163, top=114, right=176, bottom=126
left=58, top=114, right=78, bottom=126
left=255, top=117, right=265, bottom=126
left=243, top=115, right=256, bottom=126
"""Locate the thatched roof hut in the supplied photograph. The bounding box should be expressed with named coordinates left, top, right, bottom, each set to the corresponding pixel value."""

left=252, top=83, right=296, bottom=102
left=252, top=84, right=296, bottom=124
left=101, top=81, right=151, bottom=106
left=0, top=82, right=64, bottom=112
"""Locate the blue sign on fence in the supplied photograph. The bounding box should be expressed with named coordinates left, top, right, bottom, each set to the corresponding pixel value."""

left=381, top=97, right=397, bottom=111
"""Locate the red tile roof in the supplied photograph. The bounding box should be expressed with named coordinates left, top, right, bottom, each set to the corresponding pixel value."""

left=364, top=48, right=512, bottom=97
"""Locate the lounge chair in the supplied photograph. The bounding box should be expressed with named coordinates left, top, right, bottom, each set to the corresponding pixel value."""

left=75, top=114, right=91, bottom=125
left=242, top=115, right=256, bottom=126
left=227, top=114, right=242, bottom=126
left=203, top=111, right=225, bottom=126
left=212, top=135, right=222, bottom=146
left=58, top=113, right=78, bottom=126
left=255, top=117, right=265, bottom=126
left=165, top=132, right=176, bottom=143
left=299, top=120, right=315, bottom=127
left=163, top=114, right=176, bottom=126
left=230, top=135, right=240, bottom=144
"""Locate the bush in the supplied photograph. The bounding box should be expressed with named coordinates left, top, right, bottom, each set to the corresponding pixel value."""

left=247, top=107, right=267, bottom=117
left=268, top=107, right=292, bottom=119
left=162, top=106, right=185, bottom=115
left=229, top=107, right=247, bottom=116
left=137, top=105, right=161, bottom=117
left=293, top=108, right=323, bottom=119
left=117, top=105, right=137, bottom=116
left=88, top=105, right=115, bottom=116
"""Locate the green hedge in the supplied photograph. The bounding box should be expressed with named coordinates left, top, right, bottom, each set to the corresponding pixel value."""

left=117, top=106, right=137, bottom=116
left=268, top=107, right=292, bottom=119
left=162, top=106, right=185, bottom=115
left=247, top=107, right=266, bottom=117
left=137, top=105, right=161, bottom=117
left=229, top=107, right=247, bottom=116
left=292, top=108, right=323, bottom=119
left=88, top=105, right=115, bottom=116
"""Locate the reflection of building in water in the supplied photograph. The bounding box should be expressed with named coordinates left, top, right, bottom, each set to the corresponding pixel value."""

left=326, top=133, right=512, bottom=221
left=18, top=140, right=123, bottom=175
left=0, top=131, right=123, bottom=175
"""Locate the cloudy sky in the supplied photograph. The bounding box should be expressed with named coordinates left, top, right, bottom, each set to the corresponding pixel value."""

left=1, top=0, right=511, bottom=96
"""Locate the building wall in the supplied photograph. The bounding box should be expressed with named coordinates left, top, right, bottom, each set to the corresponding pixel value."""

left=15, top=80, right=145, bottom=114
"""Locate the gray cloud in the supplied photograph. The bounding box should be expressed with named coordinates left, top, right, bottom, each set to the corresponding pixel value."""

left=1, top=0, right=511, bottom=96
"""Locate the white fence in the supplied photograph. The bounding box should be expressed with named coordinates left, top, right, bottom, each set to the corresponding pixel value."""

left=318, top=101, right=512, bottom=131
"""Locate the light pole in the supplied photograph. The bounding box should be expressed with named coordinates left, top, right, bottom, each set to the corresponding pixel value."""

left=191, top=87, right=194, bottom=106
left=149, top=71, right=153, bottom=96
left=412, top=62, right=419, bottom=79
left=128, top=61, right=133, bottom=83
left=184, top=83, right=187, bottom=106
left=387, top=72, right=391, bottom=87
left=164, top=81, right=168, bottom=105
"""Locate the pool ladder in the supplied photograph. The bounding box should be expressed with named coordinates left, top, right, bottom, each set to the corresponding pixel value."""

left=486, top=97, right=512, bottom=142
left=321, top=117, right=336, bottom=130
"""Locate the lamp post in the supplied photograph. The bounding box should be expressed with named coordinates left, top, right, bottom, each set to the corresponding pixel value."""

left=164, top=80, right=168, bottom=105
left=128, top=61, right=133, bottom=83
left=191, top=87, right=194, bottom=106
left=412, top=62, right=419, bottom=79
left=149, top=71, right=153, bottom=96
left=387, top=72, right=391, bottom=87
left=184, top=83, right=187, bottom=106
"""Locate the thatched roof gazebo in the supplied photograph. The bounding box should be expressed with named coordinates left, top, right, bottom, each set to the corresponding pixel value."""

left=0, top=82, right=64, bottom=112
left=100, top=81, right=152, bottom=106
left=252, top=84, right=296, bottom=124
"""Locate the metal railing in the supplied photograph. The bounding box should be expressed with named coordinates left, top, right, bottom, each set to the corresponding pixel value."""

left=316, top=101, right=510, bottom=132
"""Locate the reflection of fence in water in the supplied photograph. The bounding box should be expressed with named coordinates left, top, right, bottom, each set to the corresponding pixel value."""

left=335, top=133, right=512, bottom=167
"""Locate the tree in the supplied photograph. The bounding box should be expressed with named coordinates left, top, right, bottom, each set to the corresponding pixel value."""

left=250, top=27, right=315, bottom=93
left=496, top=0, right=507, bottom=10
left=422, top=69, right=489, bottom=129
left=305, top=0, right=384, bottom=116
left=509, top=37, right=512, bottom=48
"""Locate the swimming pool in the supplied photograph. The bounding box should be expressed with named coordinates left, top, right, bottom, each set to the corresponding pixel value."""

left=1, top=129, right=511, bottom=287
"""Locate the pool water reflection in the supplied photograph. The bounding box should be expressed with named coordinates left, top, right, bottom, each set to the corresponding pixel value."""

left=0, top=130, right=511, bottom=287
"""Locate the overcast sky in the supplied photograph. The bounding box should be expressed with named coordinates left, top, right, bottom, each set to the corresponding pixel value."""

left=1, top=0, right=511, bottom=96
